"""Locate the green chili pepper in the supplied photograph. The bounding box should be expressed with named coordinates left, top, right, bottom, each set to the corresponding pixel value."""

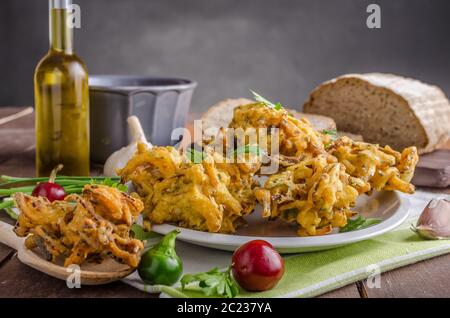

left=138, top=229, right=183, bottom=286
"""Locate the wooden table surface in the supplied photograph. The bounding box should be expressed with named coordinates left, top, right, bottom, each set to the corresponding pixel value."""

left=0, top=107, right=449, bottom=298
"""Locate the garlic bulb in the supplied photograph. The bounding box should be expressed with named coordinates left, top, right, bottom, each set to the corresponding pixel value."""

left=103, top=116, right=152, bottom=176
left=412, top=198, right=450, bottom=240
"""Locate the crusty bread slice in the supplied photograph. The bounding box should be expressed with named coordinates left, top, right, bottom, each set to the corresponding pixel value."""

left=290, top=110, right=336, bottom=132
left=202, top=98, right=254, bottom=133
left=303, top=73, right=450, bottom=154
left=202, top=98, right=336, bottom=134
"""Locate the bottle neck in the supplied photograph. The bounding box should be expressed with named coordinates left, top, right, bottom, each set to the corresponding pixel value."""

left=49, top=0, right=73, bottom=54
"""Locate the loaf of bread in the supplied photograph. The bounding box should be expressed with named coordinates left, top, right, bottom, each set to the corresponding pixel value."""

left=202, top=98, right=336, bottom=134
left=303, top=73, right=450, bottom=154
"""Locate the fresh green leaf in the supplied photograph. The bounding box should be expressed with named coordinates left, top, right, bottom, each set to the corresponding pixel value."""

left=90, top=178, right=128, bottom=192
left=322, top=129, right=338, bottom=148
left=361, top=218, right=383, bottom=228
left=274, top=102, right=283, bottom=110
left=251, top=90, right=284, bottom=111
left=322, top=129, right=338, bottom=140
left=186, top=147, right=205, bottom=164
left=131, top=224, right=160, bottom=241
left=340, top=215, right=366, bottom=232
left=233, top=145, right=262, bottom=157
left=181, top=266, right=239, bottom=298
left=340, top=215, right=382, bottom=233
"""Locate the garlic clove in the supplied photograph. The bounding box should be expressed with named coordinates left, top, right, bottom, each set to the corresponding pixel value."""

left=103, top=116, right=152, bottom=177
left=412, top=198, right=450, bottom=240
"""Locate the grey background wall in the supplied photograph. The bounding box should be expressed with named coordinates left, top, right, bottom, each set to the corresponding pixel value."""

left=0, top=0, right=449, bottom=112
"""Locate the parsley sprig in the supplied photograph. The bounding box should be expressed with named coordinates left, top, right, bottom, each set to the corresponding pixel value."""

left=185, top=147, right=205, bottom=164
left=251, top=90, right=284, bottom=110
left=321, top=129, right=338, bottom=141
left=180, top=266, right=239, bottom=298
left=90, top=178, right=128, bottom=192
left=131, top=224, right=161, bottom=241
left=233, top=145, right=262, bottom=157
left=186, top=145, right=262, bottom=163
left=340, top=215, right=382, bottom=233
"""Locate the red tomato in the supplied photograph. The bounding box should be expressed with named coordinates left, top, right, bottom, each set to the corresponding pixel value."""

left=231, top=240, right=284, bottom=292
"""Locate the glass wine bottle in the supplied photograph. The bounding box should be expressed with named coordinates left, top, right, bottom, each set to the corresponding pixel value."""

left=34, top=0, right=90, bottom=177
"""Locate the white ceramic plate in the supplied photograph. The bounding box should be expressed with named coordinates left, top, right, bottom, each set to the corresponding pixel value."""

left=152, top=191, right=410, bottom=253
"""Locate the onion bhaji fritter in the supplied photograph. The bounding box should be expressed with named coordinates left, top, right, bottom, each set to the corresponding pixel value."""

left=14, top=185, right=144, bottom=267
left=255, top=154, right=370, bottom=236
left=229, top=103, right=418, bottom=236
left=118, top=143, right=260, bottom=233
left=229, top=103, right=329, bottom=157
left=328, top=136, right=419, bottom=194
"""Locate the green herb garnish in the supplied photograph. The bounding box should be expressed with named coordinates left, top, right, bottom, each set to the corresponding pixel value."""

left=233, top=145, right=262, bottom=157
left=340, top=215, right=382, bottom=233
left=186, top=147, right=205, bottom=164
left=322, top=129, right=338, bottom=148
left=251, top=90, right=284, bottom=110
left=322, top=129, right=338, bottom=140
left=181, top=266, right=239, bottom=298
left=131, top=224, right=160, bottom=241
left=90, top=178, right=128, bottom=192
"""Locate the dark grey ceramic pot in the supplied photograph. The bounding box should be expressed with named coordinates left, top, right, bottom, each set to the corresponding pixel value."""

left=89, top=75, right=197, bottom=163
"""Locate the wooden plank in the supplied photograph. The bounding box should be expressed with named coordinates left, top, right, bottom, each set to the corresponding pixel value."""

left=0, top=129, right=34, bottom=164
left=318, top=284, right=361, bottom=298
left=0, top=255, right=154, bottom=298
left=0, top=148, right=35, bottom=177
left=362, top=253, right=450, bottom=298
left=0, top=107, right=34, bottom=130
left=0, top=244, right=13, bottom=265
left=412, top=150, right=450, bottom=188
left=0, top=107, right=35, bottom=165
left=0, top=149, right=104, bottom=177
left=0, top=107, right=30, bottom=118
left=0, top=108, right=33, bottom=265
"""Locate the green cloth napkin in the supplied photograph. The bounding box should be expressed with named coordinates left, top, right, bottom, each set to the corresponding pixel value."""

left=156, top=221, right=449, bottom=298
left=123, top=191, right=450, bottom=298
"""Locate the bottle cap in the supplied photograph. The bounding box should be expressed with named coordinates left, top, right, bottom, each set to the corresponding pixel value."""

left=49, top=0, right=72, bottom=9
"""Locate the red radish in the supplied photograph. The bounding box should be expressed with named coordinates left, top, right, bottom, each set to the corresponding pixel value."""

left=32, top=164, right=66, bottom=202
left=231, top=240, right=284, bottom=292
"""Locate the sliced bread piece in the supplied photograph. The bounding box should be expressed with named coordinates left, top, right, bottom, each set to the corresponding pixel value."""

left=202, top=98, right=254, bottom=133
left=303, top=73, right=450, bottom=153
left=202, top=98, right=336, bottom=134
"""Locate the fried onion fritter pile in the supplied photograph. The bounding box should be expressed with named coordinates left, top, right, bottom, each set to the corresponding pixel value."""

left=229, top=103, right=418, bottom=236
left=229, top=103, right=328, bottom=157
left=118, top=101, right=419, bottom=237
left=14, top=185, right=144, bottom=267
left=328, top=136, right=419, bottom=194
left=118, top=143, right=260, bottom=233
left=255, top=154, right=370, bottom=236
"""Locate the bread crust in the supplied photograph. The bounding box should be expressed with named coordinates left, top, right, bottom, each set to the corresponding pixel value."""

left=303, top=73, right=450, bottom=154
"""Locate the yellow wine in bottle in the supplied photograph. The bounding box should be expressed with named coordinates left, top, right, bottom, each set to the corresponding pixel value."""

left=34, top=0, right=89, bottom=176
